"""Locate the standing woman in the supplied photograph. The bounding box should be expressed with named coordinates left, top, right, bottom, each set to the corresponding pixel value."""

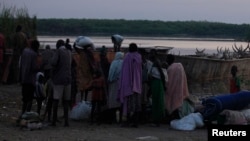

left=73, top=36, right=98, bottom=101
left=107, top=51, right=124, bottom=123
left=148, top=49, right=166, bottom=126
left=165, top=54, right=190, bottom=121
left=118, top=43, right=142, bottom=127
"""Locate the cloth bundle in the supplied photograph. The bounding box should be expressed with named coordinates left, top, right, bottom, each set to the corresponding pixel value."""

left=170, top=112, right=204, bottom=131
left=70, top=101, right=92, bottom=120
left=201, top=91, right=250, bottom=121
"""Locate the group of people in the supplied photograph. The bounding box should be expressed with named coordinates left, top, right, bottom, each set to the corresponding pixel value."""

left=0, top=25, right=28, bottom=84
left=116, top=45, right=192, bottom=127
left=18, top=38, right=71, bottom=127
left=94, top=41, right=192, bottom=127
left=15, top=32, right=193, bottom=128
left=0, top=24, right=245, bottom=130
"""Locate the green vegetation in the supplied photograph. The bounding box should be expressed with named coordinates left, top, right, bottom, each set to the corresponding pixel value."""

left=37, top=19, right=250, bottom=41
left=0, top=3, right=37, bottom=48
left=1, top=3, right=250, bottom=42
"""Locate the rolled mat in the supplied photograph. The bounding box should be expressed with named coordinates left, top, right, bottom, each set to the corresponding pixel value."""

left=201, top=91, right=250, bottom=121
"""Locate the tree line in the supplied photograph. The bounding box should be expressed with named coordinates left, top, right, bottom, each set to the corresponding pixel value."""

left=37, top=19, right=250, bottom=41
left=1, top=3, right=250, bottom=42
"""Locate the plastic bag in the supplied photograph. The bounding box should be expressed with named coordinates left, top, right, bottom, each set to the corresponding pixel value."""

left=170, top=112, right=204, bottom=131
left=70, top=101, right=92, bottom=120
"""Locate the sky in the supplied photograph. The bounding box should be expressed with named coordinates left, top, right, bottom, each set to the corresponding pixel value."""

left=2, top=0, right=250, bottom=24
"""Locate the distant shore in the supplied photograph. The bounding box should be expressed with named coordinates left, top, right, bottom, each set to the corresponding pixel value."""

left=38, top=36, right=248, bottom=55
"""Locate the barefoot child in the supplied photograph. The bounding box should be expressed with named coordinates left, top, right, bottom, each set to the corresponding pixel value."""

left=90, top=69, right=106, bottom=124
left=34, top=72, right=46, bottom=115
left=230, top=65, right=241, bottom=93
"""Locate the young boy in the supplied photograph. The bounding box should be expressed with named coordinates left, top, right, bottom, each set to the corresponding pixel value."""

left=34, top=72, right=46, bottom=115
left=230, top=65, right=241, bottom=93
left=90, top=69, right=106, bottom=124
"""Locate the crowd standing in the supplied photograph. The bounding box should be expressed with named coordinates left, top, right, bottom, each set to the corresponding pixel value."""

left=0, top=30, right=200, bottom=129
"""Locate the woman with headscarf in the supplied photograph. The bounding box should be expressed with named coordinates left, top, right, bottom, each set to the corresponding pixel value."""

left=165, top=54, right=191, bottom=121
left=73, top=36, right=98, bottom=101
left=148, top=49, right=166, bottom=126
left=107, top=51, right=124, bottom=123
left=118, top=43, right=142, bottom=127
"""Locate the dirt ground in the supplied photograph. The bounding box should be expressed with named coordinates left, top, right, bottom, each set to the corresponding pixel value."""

left=0, top=84, right=208, bottom=141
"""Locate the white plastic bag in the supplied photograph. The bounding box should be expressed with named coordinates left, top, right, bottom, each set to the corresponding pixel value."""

left=70, top=101, right=92, bottom=120
left=170, top=112, right=204, bottom=131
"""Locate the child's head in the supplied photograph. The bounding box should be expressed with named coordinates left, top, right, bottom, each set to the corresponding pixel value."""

left=231, top=65, right=238, bottom=76
left=37, top=72, right=45, bottom=83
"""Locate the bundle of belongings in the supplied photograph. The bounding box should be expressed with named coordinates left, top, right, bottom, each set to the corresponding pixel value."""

left=17, top=112, right=43, bottom=130
left=170, top=112, right=204, bottom=131
left=69, top=101, right=92, bottom=120
left=111, top=34, right=124, bottom=45
left=200, top=90, right=250, bottom=125
left=74, top=36, right=94, bottom=49
left=170, top=91, right=250, bottom=131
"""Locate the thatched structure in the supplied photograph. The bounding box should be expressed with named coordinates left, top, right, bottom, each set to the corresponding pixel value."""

left=92, top=47, right=250, bottom=96
left=172, top=55, right=250, bottom=95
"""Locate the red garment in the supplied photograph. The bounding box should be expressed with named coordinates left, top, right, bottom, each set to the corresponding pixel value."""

left=230, top=78, right=240, bottom=93
left=91, top=76, right=105, bottom=101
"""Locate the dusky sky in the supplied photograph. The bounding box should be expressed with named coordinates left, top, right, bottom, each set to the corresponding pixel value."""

left=2, top=0, right=250, bottom=24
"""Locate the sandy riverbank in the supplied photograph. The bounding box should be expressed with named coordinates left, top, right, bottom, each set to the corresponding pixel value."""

left=0, top=84, right=208, bottom=141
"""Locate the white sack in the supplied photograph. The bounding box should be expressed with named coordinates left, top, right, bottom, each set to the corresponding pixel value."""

left=170, top=112, right=204, bottom=131
left=70, top=101, right=92, bottom=120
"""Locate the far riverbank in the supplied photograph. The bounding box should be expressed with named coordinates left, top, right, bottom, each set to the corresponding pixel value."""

left=38, top=36, right=249, bottom=55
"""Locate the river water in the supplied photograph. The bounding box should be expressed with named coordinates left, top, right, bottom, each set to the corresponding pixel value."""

left=38, top=36, right=249, bottom=55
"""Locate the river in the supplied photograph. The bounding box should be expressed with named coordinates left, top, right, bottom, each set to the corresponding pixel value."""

left=38, top=36, right=249, bottom=55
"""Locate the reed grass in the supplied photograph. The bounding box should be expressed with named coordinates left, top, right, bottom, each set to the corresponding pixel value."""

left=0, top=2, right=37, bottom=48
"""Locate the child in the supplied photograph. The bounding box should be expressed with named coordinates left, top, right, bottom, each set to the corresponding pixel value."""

left=34, top=72, right=46, bottom=115
left=43, top=78, right=54, bottom=122
left=230, top=65, right=241, bottom=94
left=90, top=69, right=106, bottom=124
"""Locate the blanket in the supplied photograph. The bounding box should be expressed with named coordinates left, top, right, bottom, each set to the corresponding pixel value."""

left=201, top=91, right=250, bottom=121
left=165, top=63, right=189, bottom=115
